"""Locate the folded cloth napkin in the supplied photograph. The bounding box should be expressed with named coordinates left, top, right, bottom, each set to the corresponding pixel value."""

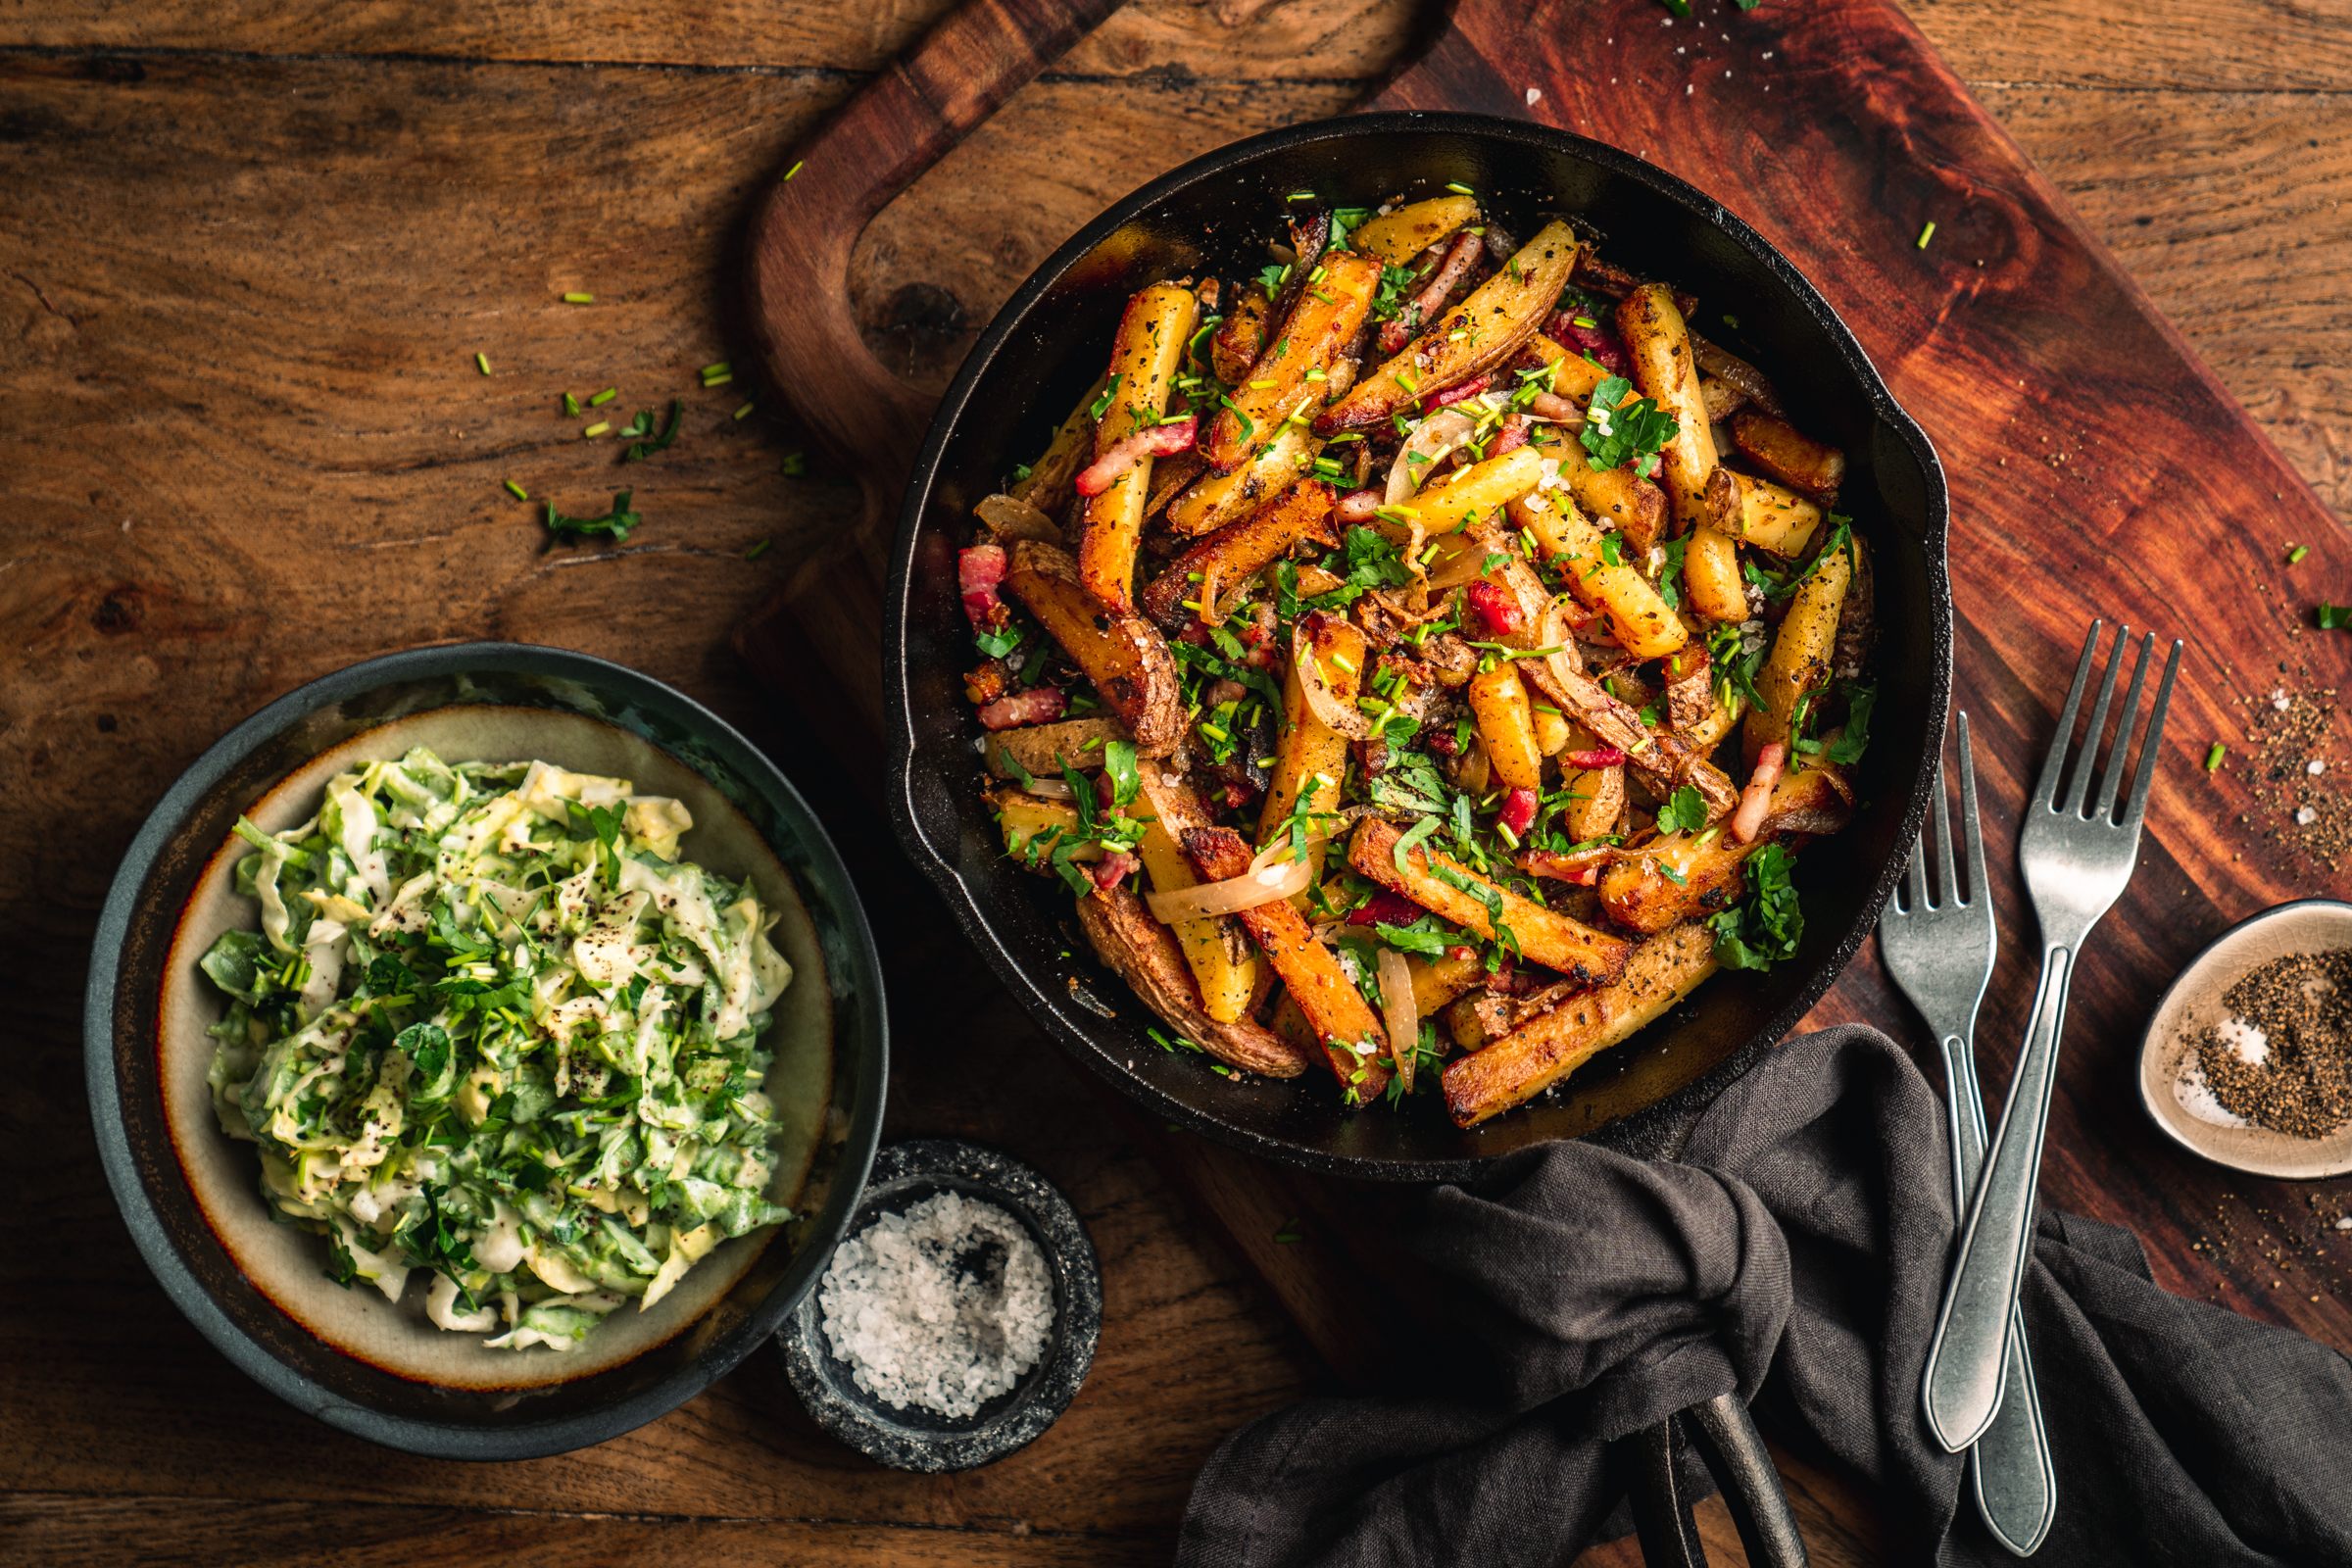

left=1176, top=1025, right=2352, bottom=1567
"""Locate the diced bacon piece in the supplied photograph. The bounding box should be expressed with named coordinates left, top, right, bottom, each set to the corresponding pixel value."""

left=1091, top=849, right=1140, bottom=891
left=1417, top=373, right=1492, bottom=416
left=959, top=544, right=1009, bottom=630
left=1465, top=580, right=1524, bottom=638
left=1073, top=416, right=1198, bottom=498
left=1346, top=888, right=1427, bottom=929
left=1562, top=748, right=1627, bottom=769
left=1546, top=311, right=1630, bottom=375
left=975, top=687, right=1068, bottom=730
left=1497, top=787, right=1539, bottom=838
left=1729, top=742, right=1788, bottom=845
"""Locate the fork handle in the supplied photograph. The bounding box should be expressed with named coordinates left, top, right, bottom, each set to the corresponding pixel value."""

left=1939, top=1035, right=2060, bottom=1553
left=1924, top=944, right=2074, bottom=1452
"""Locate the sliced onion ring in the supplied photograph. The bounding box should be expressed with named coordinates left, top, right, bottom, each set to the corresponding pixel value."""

left=1386, top=408, right=1478, bottom=506
left=1294, top=623, right=1374, bottom=741
left=1375, top=947, right=1419, bottom=1091
left=1530, top=597, right=1589, bottom=712
left=1145, top=836, right=1318, bottom=924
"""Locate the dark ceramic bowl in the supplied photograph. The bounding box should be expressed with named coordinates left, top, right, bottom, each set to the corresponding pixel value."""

left=85, top=643, right=888, bottom=1458
left=778, top=1139, right=1102, bottom=1472
left=885, top=112, right=1951, bottom=1181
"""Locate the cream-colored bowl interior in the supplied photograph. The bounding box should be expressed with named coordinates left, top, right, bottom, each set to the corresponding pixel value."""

left=163, top=704, right=833, bottom=1390
left=2139, top=900, right=2352, bottom=1181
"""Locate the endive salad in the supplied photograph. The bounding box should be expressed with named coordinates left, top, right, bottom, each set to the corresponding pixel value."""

left=200, top=747, right=799, bottom=1351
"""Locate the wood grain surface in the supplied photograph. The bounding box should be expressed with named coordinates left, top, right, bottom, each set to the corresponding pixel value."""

left=4, top=0, right=2351, bottom=1563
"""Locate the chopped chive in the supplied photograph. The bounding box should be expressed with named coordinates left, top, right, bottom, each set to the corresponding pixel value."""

left=703, top=371, right=734, bottom=387
left=1286, top=189, right=1315, bottom=201
left=746, top=538, right=771, bottom=560
left=563, top=392, right=581, bottom=417
left=589, top=387, right=618, bottom=407
left=1916, top=220, right=1936, bottom=250
left=582, top=421, right=611, bottom=438
left=2287, top=544, right=2311, bottom=564
left=504, top=479, right=528, bottom=501
left=473, top=352, right=491, bottom=375
left=1445, top=181, right=1474, bottom=195
left=1273, top=1218, right=1304, bottom=1244
left=732, top=401, right=755, bottom=420
left=784, top=160, right=804, bottom=180
left=562, top=292, right=594, bottom=304
left=2205, top=743, right=2227, bottom=772
left=701, top=360, right=731, bottom=377
left=781, top=451, right=807, bottom=476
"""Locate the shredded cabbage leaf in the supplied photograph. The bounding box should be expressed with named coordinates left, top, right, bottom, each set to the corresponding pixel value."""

left=201, top=748, right=798, bottom=1351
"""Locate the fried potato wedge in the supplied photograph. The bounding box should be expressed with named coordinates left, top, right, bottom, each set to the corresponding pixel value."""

left=1407, top=948, right=1487, bottom=1016
left=1743, top=539, right=1852, bottom=764
left=992, top=790, right=1103, bottom=864
left=1140, top=479, right=1337, bottom=629
left=1349, top=195, right=1481, bottom=266
left=1727, top=470, right=1825, bottom=559
left=1080, top=283, right=1199, bottom=612
left=1444, top=922, right=1716, bottom=1126
left=1615, top=282, right=1719, bottom=534
left=1002, top=540, right=1184, bottom=757
left=1511, top=491, right=1687, bottom=661
left=1259, top=612, right=1365, bottom=886
left=1732, top=409, right=1844, bottom=503
left=1467, top=662, right=1544, bottom=791
left=1211, top=286, right=1270, bottom=385
left=1349, top=818, right=1631, bottom=987
left=1076, top=885, right=1304, bottom=1077
left=1561, top=455, right=1670, bottom=556
left=1205, top=251, right=1382, bottom=472
left=1317, top=221, right=1583, bottom=434
left=1561, top=761, right=1626, bottom=843
left=1184, top=825, right=1392, bottom=1101
left=1165, top=416, right=1319, bottom=539
left=1597, top=764, right=1847, bottom=930
left=1543, top=662, right=1739, bottom=820
left=1132, top=765, right=1260, bottom=1026
left=1520, top=332, right=1613, bottom=403
left=983, top=716, right=1134, bottom=780
left=1398, top=446, right=1549, bottom=538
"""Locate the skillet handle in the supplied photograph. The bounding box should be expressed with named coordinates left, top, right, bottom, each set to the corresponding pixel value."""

left=734, top=0, right=1131, bottom=785
left=1621, top=1396, right=1808, bottom=1568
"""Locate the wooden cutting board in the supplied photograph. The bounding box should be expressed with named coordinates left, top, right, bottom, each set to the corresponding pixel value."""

left=737, top=0, right=2352, bottom=1473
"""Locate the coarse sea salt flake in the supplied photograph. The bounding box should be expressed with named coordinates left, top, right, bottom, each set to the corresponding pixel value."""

left=2298, top=807, right=2319, bottom=825
left=817, top=1191, right=1055, bottom=1420
left=2337, top=1215, right=2352, bottom=1231
left=2310, top=760, right=2328, bottom=775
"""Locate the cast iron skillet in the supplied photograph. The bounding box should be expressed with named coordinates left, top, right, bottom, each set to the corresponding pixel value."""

left=885, top=112, right=1950, bottom=1184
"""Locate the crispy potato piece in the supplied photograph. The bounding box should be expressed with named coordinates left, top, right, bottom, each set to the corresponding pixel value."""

left=1532, top=703, right=1573, bottom=757
left=1205, top=252, right=1382, bottom=472
left=1467, top=663, right=1544, bottom=791
left=1260, top=612, right=1365, bottom=852
left=1692, top=336, right=1788, bottom=420
left=1002, top=540, right=1184, bottom=757
left=1145, top=450, right=1208, bottom=519
left=992, top=790, right=1103, bottom=864
left=976, top=492, right=1063, bottom=546
left=1132, top=817, right=1259, bottom=1026
left=1661, top=644, right=1713, bottom=732
left=1396, top=446, right=1548, bottom=537
left=1140, top=479, right=1337, bottom=629
left=1511, top=491, right=1687, bottom=660
left=1446, top=990, right=1494, bottom=1054
left=1558, top=455, right=1670, bottom=557
left=1081, top=284, right=1199, bottom=612
left=1165, top=416, right=1319, bottom=538
left=1211, top=287, right=1270, bottom=385
left=1183, top=826, right=1392, bottom=1101
left=1408, top=948, right=1487, bottom=1016
left=1729, top=471, right=1825, bottom=559
left=1683, top=519, right=1748, bottom=625
left=1698, top=375, right=1747, bottom=424
left=1732, top=409, right=1844, bottom=503
left=1075, top=885, right=1302, bottom=1076
left=1349, top=818, right=1631, bottom=987
left=1009, top=376, right=1104, bottom=519
left=1521, top=333, right=1613, bottom=402
left=983, top=717, right=1133, bottom=780
left=1682, top=687, right=1745, bottom=752
left=1597, top=765, right=1846, bottom=930
left=1318, top=221, right=1583, bottom=434
left=1350, top=195, right=1481, bottom=266
left=1561, top=762, right=1625, bottom=842
left=1544, top=663, right=1740, bottom=820
left=1744, top=540, right=1853, bottom=763
left=1615, top=282, right=1719, bottom=534
left=1445, top=923, right=1716, bottom=1127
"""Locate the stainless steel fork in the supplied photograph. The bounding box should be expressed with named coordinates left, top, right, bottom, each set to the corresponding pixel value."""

left=1922, top=623, right=2182, bottom=1455
left=1878, top=713, right=2055, bottom=1555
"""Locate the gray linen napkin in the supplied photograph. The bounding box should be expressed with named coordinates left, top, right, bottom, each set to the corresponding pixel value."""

left=1176, top=1025, right=2352, bottom=1566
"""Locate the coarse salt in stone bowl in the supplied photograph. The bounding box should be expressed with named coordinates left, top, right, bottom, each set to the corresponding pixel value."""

left=777, top=1139, right=1102, bottom=1472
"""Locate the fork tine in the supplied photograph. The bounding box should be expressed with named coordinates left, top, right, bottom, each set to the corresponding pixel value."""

left=2090, top=632, right=2156, bottom=825
left=2063, top=623, right=2130, bottom=818
left=1957, top=712, right=1988, bottom=908
left=1930, top=737, right=1958, bottom=908
left=2121, top=639, right=2184, bottom=832
left=2035, top=620, right=2104, bottom=810
left=1899, top=834, right=1927, bottom=915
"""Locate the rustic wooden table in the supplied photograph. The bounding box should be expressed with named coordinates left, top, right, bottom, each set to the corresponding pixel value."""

left=6, top=1, right=2350, bottom=1562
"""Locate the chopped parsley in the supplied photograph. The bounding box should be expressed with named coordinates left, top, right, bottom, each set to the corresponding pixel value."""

left=1579, top=375, right=1679, bottom=478
left=544, top=490, right=641, bottom=543
left=1710, top=843, right=1803, bottom=971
